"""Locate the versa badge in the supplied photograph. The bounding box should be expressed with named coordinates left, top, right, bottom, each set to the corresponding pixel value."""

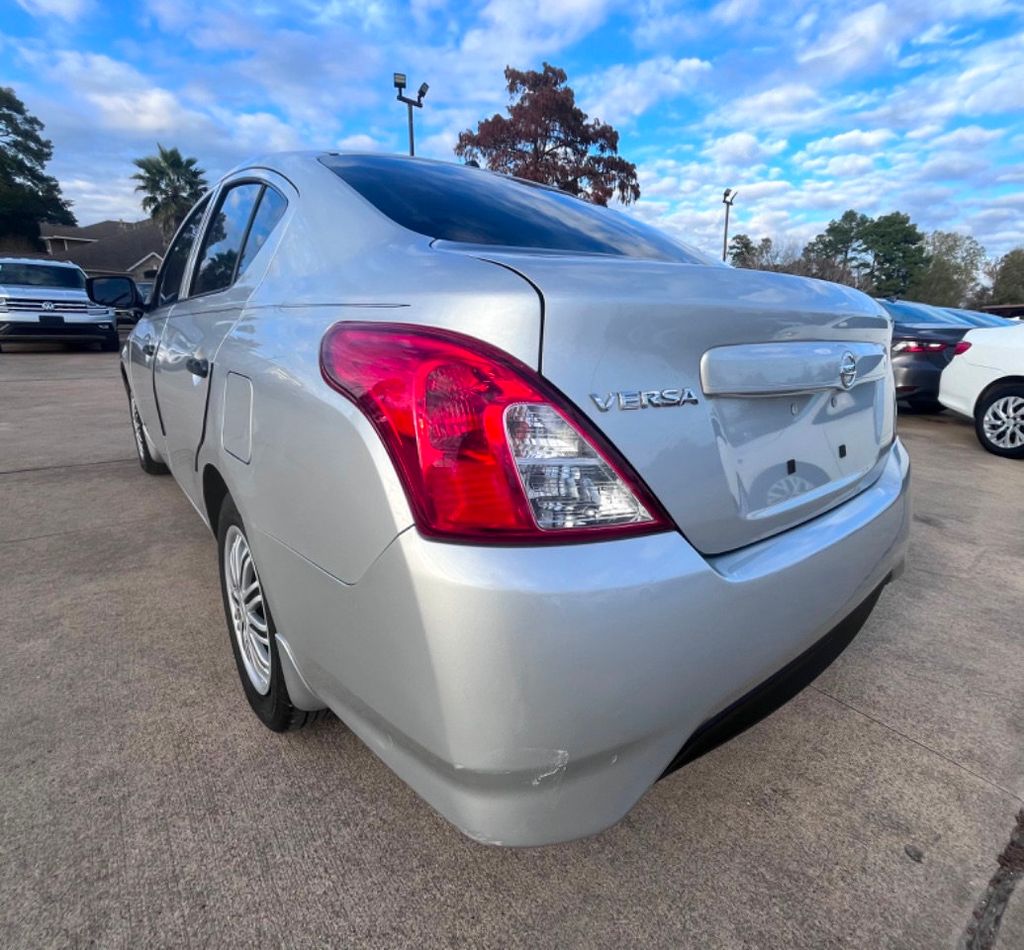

left=590, top=388, right=700, bottom=412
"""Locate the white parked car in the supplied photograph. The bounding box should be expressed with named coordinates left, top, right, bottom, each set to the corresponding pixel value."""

left=939, top=324, right=1024, bottom=458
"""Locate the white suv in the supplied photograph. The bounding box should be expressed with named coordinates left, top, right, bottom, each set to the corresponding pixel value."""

left=0, top=258, right=118, bottom=351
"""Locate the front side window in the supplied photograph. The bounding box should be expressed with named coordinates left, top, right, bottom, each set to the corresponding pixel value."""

left=154, top=195, right=211, bottom=308
left=191, top=183, right=263, bottom=296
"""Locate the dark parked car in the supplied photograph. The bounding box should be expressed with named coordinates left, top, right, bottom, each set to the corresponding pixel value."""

left=878, top=299, right=973, bottom=413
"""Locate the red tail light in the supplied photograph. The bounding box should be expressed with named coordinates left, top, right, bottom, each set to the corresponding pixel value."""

left=320, top=323, right=672, bottom=543
left=953, top=341, right=972, bottom=356
left=892, top=340, right=948, bottom=354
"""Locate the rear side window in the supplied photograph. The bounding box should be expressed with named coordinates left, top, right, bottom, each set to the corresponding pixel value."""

left=154, top=195, right=210, bottom=308
left=237, top=187, right=287, bottom=275
left=191, top=183, right=263, bottom=296
left=319, top=154, right=710, bottom=265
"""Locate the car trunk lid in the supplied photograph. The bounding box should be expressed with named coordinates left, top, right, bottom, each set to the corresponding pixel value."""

left=467, top=251, right=896, bottom=554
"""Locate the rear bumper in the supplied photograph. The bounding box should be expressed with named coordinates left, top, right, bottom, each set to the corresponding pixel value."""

left=938, top=360, right=987, bottom=419
left=0, top=319, right=117, bottom=343
left=257, top=439, right=911, bottom=846
left=892, top=356, right=942, bottom=401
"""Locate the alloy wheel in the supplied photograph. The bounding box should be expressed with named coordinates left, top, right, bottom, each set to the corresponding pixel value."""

left=130, top=396, right=147, bottom=462
left=982, top=395, right=1024, bottom=450
left=224, top=525, right=272, bottom=694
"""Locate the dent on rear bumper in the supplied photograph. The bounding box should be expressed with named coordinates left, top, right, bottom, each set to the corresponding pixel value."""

left=263, top=440, right=910, bottom=846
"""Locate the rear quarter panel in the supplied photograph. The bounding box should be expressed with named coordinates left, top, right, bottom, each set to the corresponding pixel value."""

left=198, top=165, right=544, bottom=586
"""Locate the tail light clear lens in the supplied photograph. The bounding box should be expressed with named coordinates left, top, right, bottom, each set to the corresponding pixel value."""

left=320, top=322, right=671, bottom=543
left=505, top=403, right=653, bottom=529
left=953, top=341, right=972, bottom=356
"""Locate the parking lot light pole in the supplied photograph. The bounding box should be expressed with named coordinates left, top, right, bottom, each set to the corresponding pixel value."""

left=722, top=188, right=737, bottom=262
left=393, top=73, right=429, bottom=157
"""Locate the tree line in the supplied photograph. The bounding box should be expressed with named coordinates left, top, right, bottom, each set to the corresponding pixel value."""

left=1, top=86, right=209, bottom=250
left=728, top=211, right=1024, bottom=309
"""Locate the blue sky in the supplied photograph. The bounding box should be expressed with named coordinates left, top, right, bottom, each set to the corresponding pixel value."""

left=3, top=0, right=1023, bottom=257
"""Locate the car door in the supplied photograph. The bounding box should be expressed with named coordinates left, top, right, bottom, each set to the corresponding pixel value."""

left=153, top=178, right=286, bottom=508
left=128, top=195, right=211, bottom=444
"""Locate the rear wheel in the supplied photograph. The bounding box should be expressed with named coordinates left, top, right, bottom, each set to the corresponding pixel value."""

left=217, top=495, right=326, bottom=732
left=128, top=391, right=169, bottom=475
left=974, top=385, right=1024, bottom=459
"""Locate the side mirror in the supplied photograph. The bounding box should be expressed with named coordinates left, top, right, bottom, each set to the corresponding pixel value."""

left=87, top=276, right=141, bottom=310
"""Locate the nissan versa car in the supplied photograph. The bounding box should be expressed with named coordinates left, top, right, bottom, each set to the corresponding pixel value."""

left=0, top=258, right=118, bottom=351
left=106, top=153, right=910, bottom=846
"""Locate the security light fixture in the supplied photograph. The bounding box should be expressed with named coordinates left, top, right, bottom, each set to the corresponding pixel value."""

left=721, top=188, right=738, bottom=262
left=393, top=71, right=429, bottom=157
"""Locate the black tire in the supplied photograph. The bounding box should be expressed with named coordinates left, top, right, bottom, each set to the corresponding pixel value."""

left=974, top=384, right=1024, bottom=459
left=217, top=495, right=327, bottom=732
left=101, top=333, right=120, bottom=352
left=128, top=391, right=169, bottom=475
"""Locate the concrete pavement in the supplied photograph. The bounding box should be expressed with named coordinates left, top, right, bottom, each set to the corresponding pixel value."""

left=1, top=348, right=1021, bottom=948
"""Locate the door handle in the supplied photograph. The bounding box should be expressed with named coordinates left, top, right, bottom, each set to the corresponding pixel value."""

left=186, top=356, right=210, bottom=378
left=143, top=343, right=156, bottom=357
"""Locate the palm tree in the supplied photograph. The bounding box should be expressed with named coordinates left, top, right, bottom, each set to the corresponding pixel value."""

left=131, top=144, right=208, bottom=240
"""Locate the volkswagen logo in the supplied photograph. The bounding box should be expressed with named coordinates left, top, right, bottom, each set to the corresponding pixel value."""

left=42, top=301, right=55, bottom=311
left=839, top=352, right=857, bottom=389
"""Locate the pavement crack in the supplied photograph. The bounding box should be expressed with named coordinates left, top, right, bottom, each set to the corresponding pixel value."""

left=809, top=685, right=1023, bottom=804
left=960, top=809, right=1024, bottom=950
left=0, top=457, right=135, bottom=476
left=0, top=512, right=157, bottom=545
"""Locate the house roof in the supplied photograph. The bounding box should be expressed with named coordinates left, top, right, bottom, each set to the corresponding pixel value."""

left=41, top=219, right=167, bottom=275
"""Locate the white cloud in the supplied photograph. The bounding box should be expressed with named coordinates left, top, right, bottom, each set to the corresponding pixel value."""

left=931, top=125, right=1003, bottom=149
left=336, top=132, right=381, bottom=150
left=59, top=176, right=141, bottom=223
left=581, top=56, right=711, bottom=124
left=15, top=0, right=90, bottom=20
left=460, top=0, right=611, bottom=65
left=815, top=154, right=877, bottom=177
left=706, top=83, right=848, bottom=132
left=42, top=52, right=210, bottom=135
left=919, top=154, right=990, bottom=180
left=805, top=129, right=896, bottom=154
left=703, top=131, right=787, bottom=166
left=798, top=3, right=896, bottom=76
left=710, top=0, right=759, bottom=26
left=302, top=0, right=391, bottom=30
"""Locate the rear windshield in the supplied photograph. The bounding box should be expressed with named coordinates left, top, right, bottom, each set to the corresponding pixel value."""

left=879, top=300, right=968, bottom=326
left=320, top=154, right=710, bottom=265
left=0, top=262, right=86, bottom=289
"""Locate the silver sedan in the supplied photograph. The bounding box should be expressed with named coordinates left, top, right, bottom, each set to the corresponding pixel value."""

left=106, top=152, right=910, bottom=846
